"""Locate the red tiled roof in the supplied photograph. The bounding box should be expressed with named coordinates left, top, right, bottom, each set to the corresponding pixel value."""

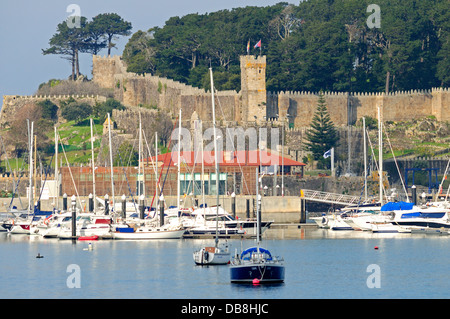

left=145, top=150, right=305, bottom=167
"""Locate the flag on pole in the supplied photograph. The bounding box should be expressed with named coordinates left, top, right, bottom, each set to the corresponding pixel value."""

left=254, top=39, right=261, bottom=49
left=247, top=40, right=250, bottom=54
left=323, top=149, right=332, bottom=159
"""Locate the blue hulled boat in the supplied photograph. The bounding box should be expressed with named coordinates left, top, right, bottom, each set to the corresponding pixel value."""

left=230, top=246, right=285, bottom=283
left=229, top=171, right=285, bottom=284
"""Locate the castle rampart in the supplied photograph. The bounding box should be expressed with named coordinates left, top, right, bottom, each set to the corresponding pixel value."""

left=267, top=88, right=448, bottom=128
left=1, top=54, right=448, bottom=133
left=0, top=94, right=106, bottom=129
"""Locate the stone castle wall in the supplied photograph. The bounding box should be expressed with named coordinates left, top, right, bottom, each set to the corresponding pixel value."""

left=1, top=54, right=448, bottom=135
left=272, top=88, right=449, bottom=128
left=91, top=55, right=449, bottom=128
left=0, top=94, right=106, bottom=129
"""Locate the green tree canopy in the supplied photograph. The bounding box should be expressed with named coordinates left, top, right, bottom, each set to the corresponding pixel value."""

left=42, top=17, right=91, bottom=80
left=36, top=99, right=58, bottom=121
left=93, top=98, right=125, bottom=122
left=61, top=101, right=93, bottom=123
left=91, top=13, right=132, bottom=56
left=122, top=0, right=449, bottom=92
left=303, top=93, right=339, bottom=160
left=43, top=13, right=132, bottom=79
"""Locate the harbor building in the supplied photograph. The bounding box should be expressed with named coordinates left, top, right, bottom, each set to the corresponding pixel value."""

left=59, top=150, right=305, bottom=197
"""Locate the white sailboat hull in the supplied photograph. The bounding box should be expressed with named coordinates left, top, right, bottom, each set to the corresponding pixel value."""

left=371, top=223, right=399, bottom=233
left=113, top=228, right=185, bottom=240
left=193, top=246, right=230, bottom=265
left=57, top=225, right=111, bottom=239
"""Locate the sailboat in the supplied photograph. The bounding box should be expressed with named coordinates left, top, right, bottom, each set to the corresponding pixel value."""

left=112, top=111, right=184, bottom=240
left=193, top=68, right=230, bottom=265
left=229, top=169, right=285, bottom=283
left=9, top=120, right=38, bottom=235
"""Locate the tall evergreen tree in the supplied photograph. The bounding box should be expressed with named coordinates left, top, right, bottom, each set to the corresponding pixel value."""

left=42, top=17, right=91, bottom=80
left=303, top=93, right=339, bottom=160
left=91, top=13, right=132, bottom=56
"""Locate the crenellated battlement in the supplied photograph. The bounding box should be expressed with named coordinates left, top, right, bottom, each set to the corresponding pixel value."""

left=89, top=54, right=450, bottom=126
left=1, top=54, right=448, bottom=131
left=0, top=94, right=106, bottom=129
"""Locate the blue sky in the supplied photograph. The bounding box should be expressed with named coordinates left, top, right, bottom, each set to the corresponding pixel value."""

left=0, top=0, right=288, bottom=108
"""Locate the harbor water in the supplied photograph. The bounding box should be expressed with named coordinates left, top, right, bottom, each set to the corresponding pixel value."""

left=0, top=228, right=449, bottom=300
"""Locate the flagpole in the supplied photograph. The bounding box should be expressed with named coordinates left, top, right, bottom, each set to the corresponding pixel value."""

left=331, top=148, right=335, bottom=177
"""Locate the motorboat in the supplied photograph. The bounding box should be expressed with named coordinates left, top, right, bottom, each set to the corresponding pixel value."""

left=9, top=213, right=50, bottom=235
left=328, top=213, right=354, bottom=231
left=57, top=214, right=114, bottom=239
left=391, top=205, right=450, bottom=229
left=369, top=201, right=450, bottom=232
left=34, top=211, right=72, bottom=238
left=311, top=214, right=334, bottom=229
left=346, top=212, right=391, bottom=231
left=187, top=205, right=272, bottom=236
left=371, top=222, right=401, bottom=233
left=311, top=202, right=381, bottom=231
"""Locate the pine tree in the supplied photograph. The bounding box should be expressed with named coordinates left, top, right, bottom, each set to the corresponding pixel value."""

left=303, top=92, right=339, bottom=160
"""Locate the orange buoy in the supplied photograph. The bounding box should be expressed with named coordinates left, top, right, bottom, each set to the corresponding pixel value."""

left=374, top=246, right=379, bottom=250
left=252, top=278, right=260, bottom=285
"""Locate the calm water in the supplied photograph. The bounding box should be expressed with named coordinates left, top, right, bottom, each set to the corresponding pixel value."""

left=0, top=229, right=449, bottom=299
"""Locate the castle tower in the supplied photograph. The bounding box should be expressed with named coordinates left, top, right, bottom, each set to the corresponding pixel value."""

left=240, top=55, right=267, bottom=124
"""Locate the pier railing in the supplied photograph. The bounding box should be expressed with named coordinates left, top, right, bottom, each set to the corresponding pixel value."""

left=300, top=189, right=363, bottom=206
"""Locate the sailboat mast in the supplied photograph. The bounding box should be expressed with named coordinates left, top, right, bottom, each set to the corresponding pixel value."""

left=28, top=120, right=34, bottom=212
left=256, top=169, right=260, bottom=250
left=54, top=126, right=59, bottom=211
left=34, top=135, right=37, bottom=206
left=378, top=107, right=383, bottom=205
left=108, top=113, right=115, bottom=213
left=138, top=112, right=142, bottom=198
left=155, top=132, right=158, bottom=201
left=363, top=117, right=367, bottom=201
left=201, top=129, right=205, bottom=224
left=210, top=68, right=220, bottom=247
left=177, top=109, right=181, bottom=212
left=90, top=118, right=96, bottom=212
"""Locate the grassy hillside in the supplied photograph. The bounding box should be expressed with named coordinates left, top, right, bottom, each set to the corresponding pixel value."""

left=52, top=119, right=104, bottom=165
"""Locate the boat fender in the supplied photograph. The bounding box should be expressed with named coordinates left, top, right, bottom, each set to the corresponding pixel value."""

left=204, top=251, right=209, bottom=260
